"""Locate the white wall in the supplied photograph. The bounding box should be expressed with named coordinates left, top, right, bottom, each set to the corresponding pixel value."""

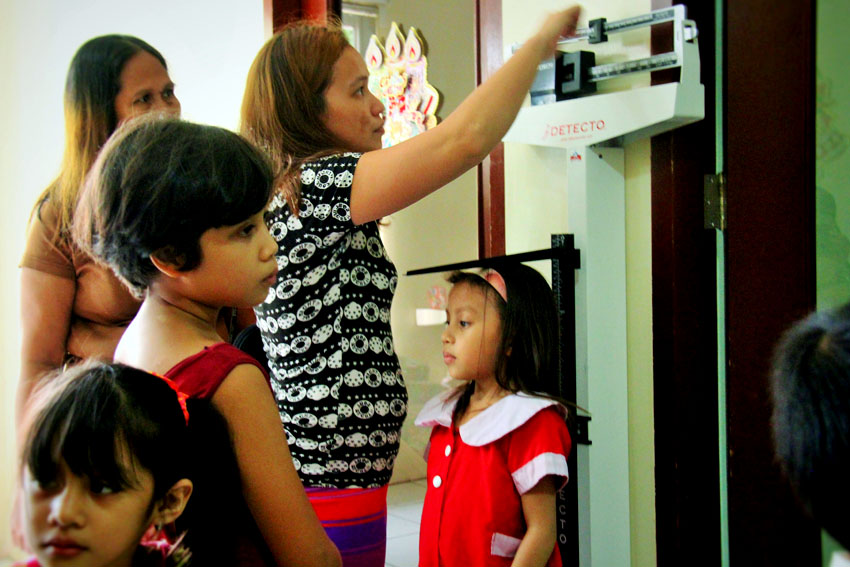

left=0, top=1, right=266, bottom=558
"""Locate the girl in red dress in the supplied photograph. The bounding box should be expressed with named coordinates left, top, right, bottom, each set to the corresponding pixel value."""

left=74, top=117, right=341, bottom=567
left=416, top=263, right=572, bottom=567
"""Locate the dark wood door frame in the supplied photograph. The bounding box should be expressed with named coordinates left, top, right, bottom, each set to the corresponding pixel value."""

left=724, top=0, right=820, bottom=564
left=474, top=0, right=505, bottom=258
left=652, top=0, right=821, bottom=563
left=266, top=0, right=341, bottom=32
left=650, top=1, right=721, bottom=563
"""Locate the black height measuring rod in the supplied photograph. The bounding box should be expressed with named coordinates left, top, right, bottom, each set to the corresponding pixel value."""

left=405, top=243, right=580, bottom=276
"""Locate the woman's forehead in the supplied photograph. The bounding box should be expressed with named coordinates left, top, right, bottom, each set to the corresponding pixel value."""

left=330, top=47, right=368, bottom=84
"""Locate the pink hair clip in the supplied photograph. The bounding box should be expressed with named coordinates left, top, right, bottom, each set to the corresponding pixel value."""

left=482, top=269, right=507, bottom=302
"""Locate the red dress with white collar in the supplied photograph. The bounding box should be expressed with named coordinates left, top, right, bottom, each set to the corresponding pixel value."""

left=415, top=391, right=572, bottom=567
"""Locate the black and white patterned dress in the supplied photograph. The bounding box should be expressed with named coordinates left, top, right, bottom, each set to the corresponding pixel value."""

left=256, top=153, right=408, bottom=488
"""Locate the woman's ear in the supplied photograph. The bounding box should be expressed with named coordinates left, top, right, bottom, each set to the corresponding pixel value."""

left=152, top=479, right=193, bottom=526
left=149, top=246, right=185, bottom=278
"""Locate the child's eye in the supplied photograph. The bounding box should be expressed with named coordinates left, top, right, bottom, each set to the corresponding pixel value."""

left=28, top=468, right=60, bottom=492
left=459, top=320, right=470, bottom=328
left=162, top=87, right=175, bottom=99
left=134, top=93, right=152, bottom=105
left=240, top=224, right=256, bottom=237
left=88, top=479, right=118, bottom=495
left=35, top=478, right=60, bottom=492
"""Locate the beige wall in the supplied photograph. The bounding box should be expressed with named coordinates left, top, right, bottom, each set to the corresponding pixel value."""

left=377, top=1, right=478, bottom=480
left=0, top=1, right=266, bottom=559
left=501, top=1, right=656, bottom=566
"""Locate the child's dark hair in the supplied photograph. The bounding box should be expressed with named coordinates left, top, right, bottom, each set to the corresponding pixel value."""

left=448, top=261, right=563, bottom=416
left=23, top=361, right=242, bottom=566
left=74, top=116, right=275, bottom=297
left=25, top=362, right=191, bottom=503
left=770, top=301, right=850, bottom=551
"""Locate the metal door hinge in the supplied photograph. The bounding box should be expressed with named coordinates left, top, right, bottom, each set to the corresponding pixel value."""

left=704, top=173, right=726, bottom=230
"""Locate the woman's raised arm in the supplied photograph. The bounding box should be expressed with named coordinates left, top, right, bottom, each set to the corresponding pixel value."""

left=349, top=6, right=581, bottom=225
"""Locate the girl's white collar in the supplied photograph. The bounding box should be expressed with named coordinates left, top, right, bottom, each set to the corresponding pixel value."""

left=415, top=389, right=565, bottom=446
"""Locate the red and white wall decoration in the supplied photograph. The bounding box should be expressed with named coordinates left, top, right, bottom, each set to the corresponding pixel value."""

left=365, top=23, right=440, bottom=148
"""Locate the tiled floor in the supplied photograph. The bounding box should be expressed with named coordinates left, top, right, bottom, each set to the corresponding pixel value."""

left=385, top=479, right=427, bottom=567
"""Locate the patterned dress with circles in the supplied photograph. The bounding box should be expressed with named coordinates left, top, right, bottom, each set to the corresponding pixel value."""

left=256, top=153, right=408, bottom=488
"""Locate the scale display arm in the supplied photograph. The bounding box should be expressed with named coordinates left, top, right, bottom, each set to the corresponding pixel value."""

left=504, top=3, right=704, bottom=148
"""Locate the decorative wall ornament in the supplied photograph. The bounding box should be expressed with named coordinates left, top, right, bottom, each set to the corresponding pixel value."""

left=365, top=22, right=440, bottom=148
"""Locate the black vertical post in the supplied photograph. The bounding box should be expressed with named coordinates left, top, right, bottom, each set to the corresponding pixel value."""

left=552, top=233, right=579, bottom=566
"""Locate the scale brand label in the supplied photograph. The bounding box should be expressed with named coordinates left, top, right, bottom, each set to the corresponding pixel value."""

left=542, top=120, right=606, bottom=142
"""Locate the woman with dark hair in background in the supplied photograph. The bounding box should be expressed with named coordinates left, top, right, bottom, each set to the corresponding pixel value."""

left=16, top=34, right=180, bottom=430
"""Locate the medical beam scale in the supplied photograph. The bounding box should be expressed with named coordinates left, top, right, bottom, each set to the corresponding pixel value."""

left=502, top=5, right=704, bottom=566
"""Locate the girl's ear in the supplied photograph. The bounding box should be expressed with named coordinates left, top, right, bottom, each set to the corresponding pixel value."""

left=152, top=479, right=193, bottom=526
left=149, top=246, right=186, bottom=278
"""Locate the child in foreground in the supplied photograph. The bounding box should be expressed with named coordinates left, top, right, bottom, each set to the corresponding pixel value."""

left=415, top=263, right=573, bottom=567
left=770, top=302, right=850, bottom=567
left=74, top=116, right=340, bottom=567
left=18, top=361, right=218, bottom=567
